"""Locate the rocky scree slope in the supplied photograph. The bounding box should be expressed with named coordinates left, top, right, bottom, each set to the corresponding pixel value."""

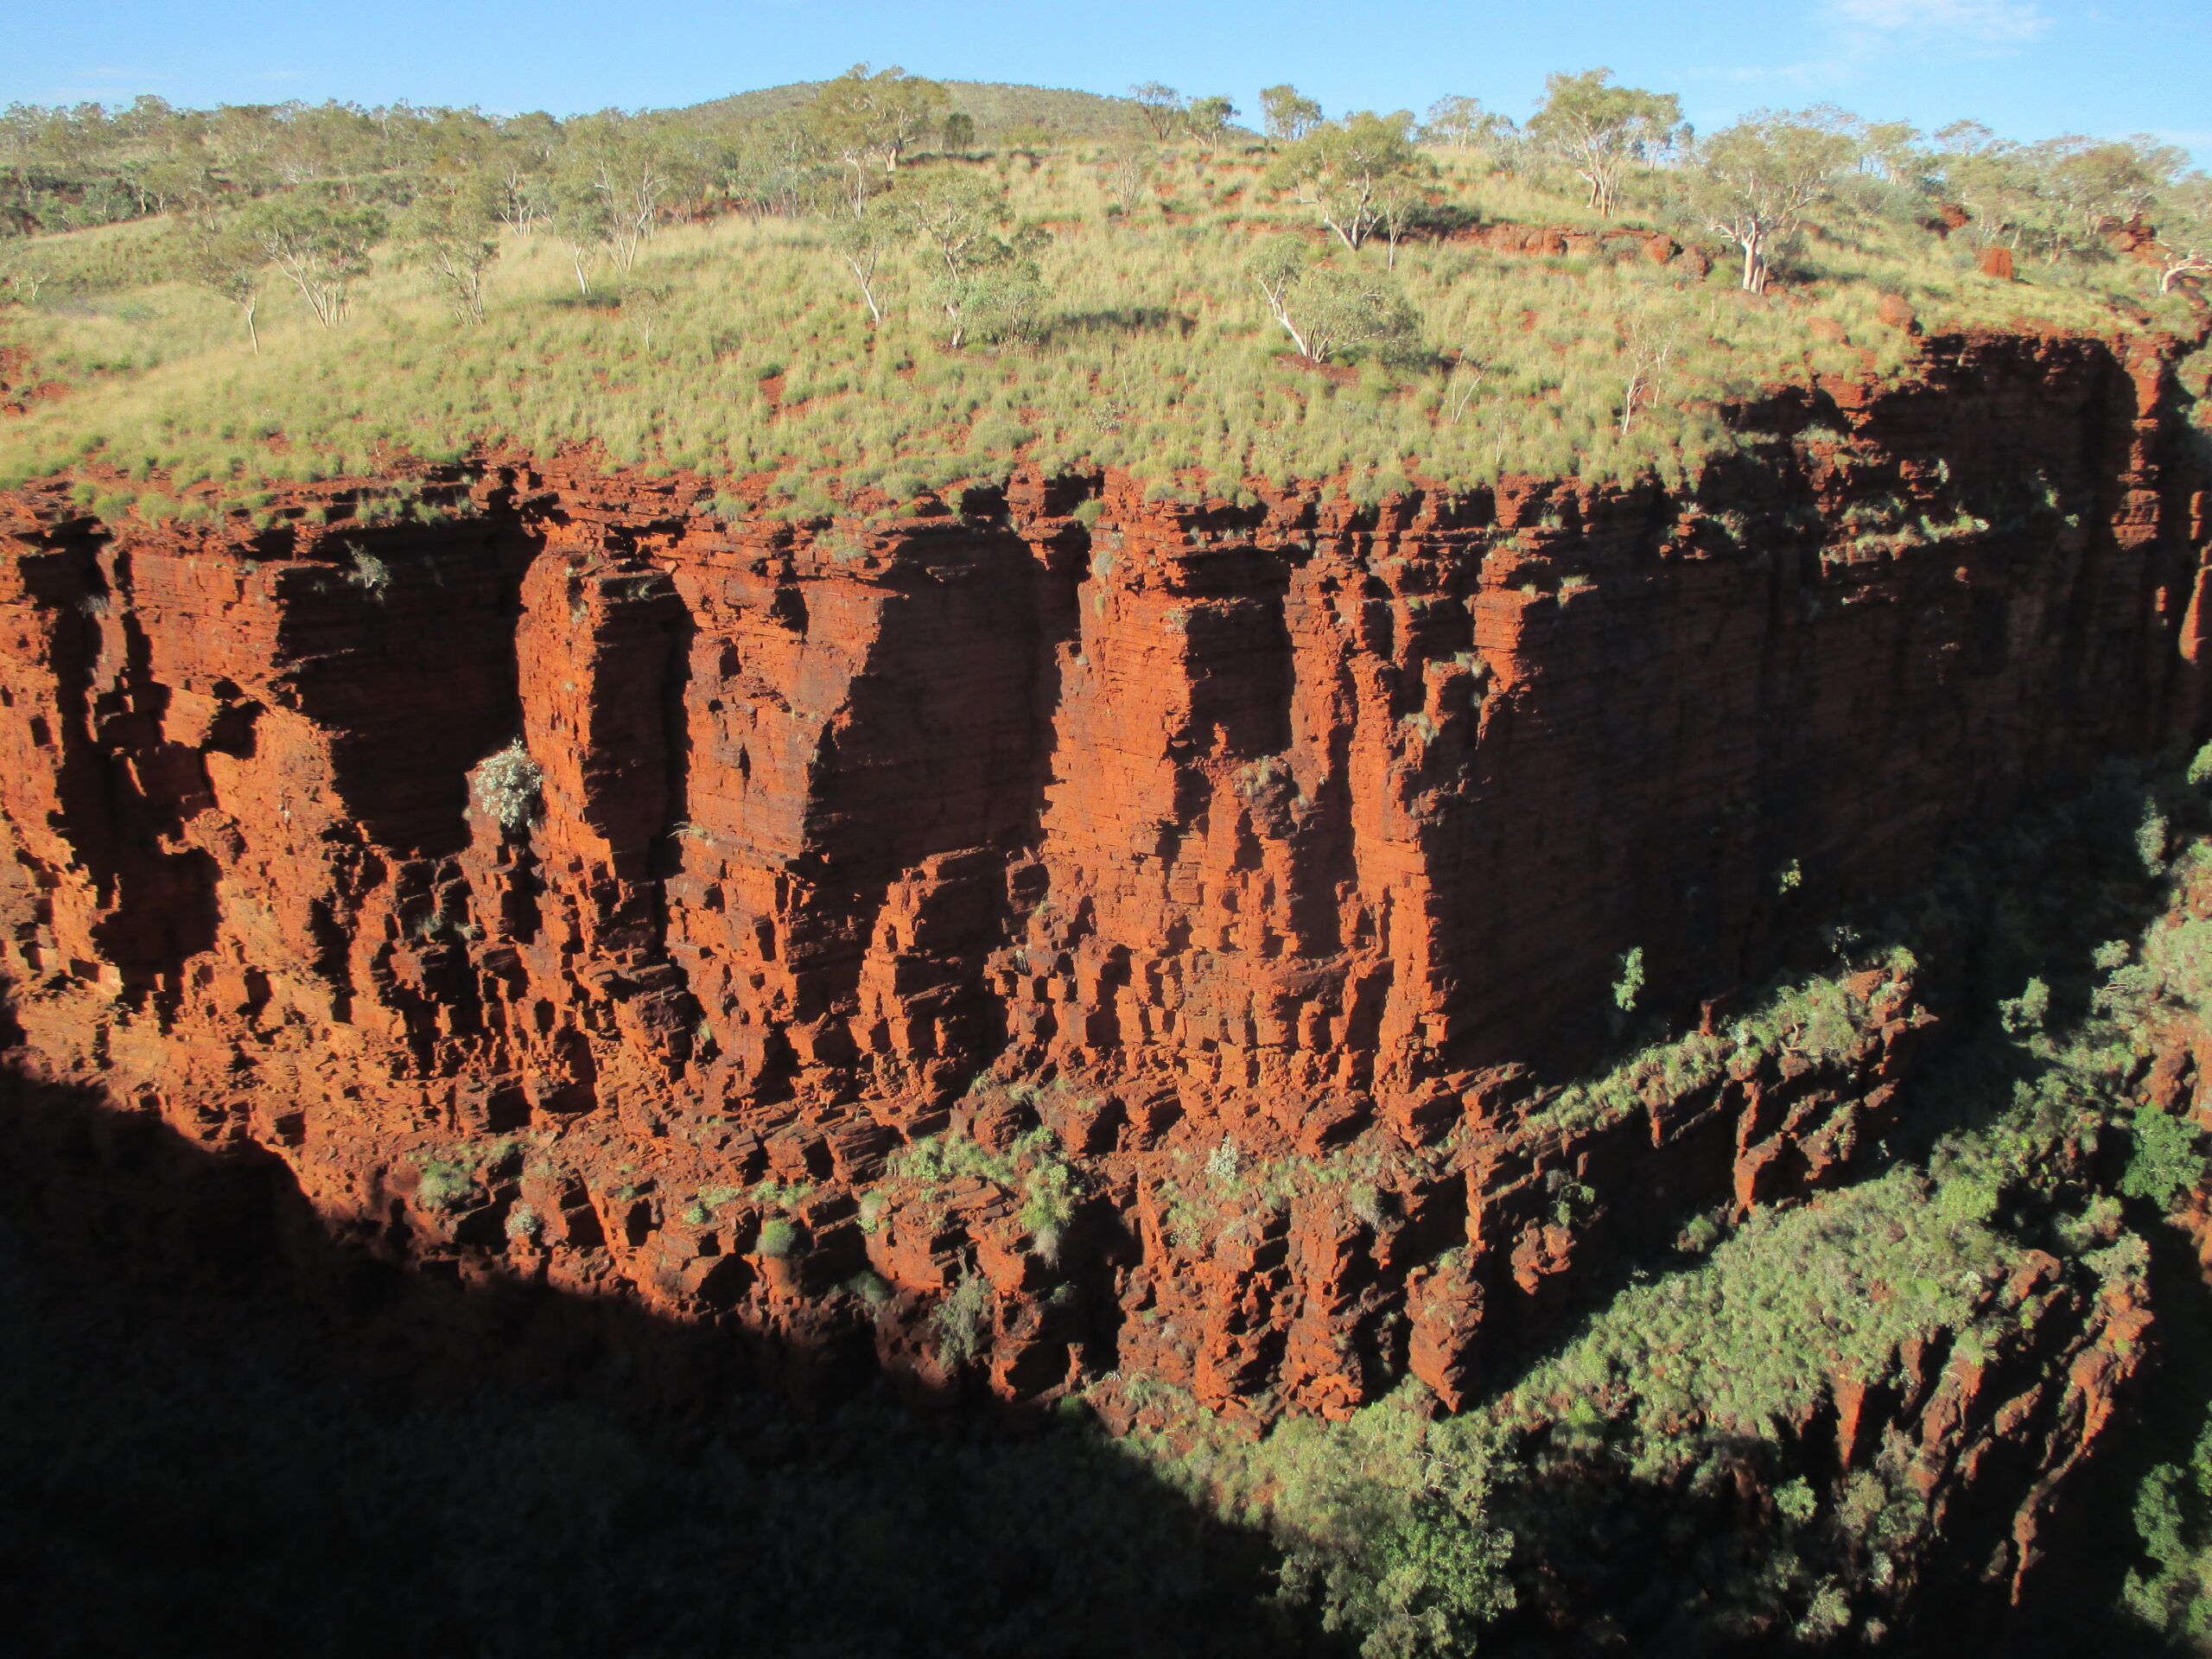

left=0, top=327, right=2202, bottom=1435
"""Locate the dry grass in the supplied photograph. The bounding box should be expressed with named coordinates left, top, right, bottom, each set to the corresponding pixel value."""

left=0, top=148, right=2190, bottom=517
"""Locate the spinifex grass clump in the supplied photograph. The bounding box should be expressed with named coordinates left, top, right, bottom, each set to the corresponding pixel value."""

left=0, top=137, right=2194, bottom=522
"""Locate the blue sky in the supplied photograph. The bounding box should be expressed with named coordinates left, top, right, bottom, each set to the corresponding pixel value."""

left=13, top=0, right=2208, bottom=162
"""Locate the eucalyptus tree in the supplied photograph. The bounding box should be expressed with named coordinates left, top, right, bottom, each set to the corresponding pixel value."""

left=1261, top=86, right=1322, bottom=145
left=2042, top=136, right=2186, bottom=247
left=1693, top=111, right=1859, bottom=292
left=622, top=278, right=673, bottom=350
left=1270, top=111, right=1423, bottom=252
left=0, top=232, right=40, bottom=306
left=490, top=110, right=562, bottom=234
left=2152, top=175, right=2212, bottom=293
left=1184, top=95, right=1239, bottom=145
left=550, top=179, right=613, bottom=295
left=1372, top=164, right=1440, bottom=270
left=1247, top=237, right=1421, bottom=363
left=241, top=190, right=385, bottom=325
left=563, top=113, right=681, bottom=272
left=175, top=209, right=267, bottom=350
left=1104, top=142, right=1156, bottom=217
left=1129, top=83, right=1185, bottom=141
left=894, top=170, right=1046, bottom=348
left=830, top=200, right=896, bottom=325
left=1931, top=124, right=2050, bottom=251
left=1527, top=68, right=1685, bottom=218
left=1421, top=95, right=1500, bottom=151
left=397, top=172, right=502, bottom=324
left=806, top=64, right=950, bottom=207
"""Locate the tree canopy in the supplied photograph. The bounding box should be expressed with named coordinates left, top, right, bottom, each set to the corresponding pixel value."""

left=804, top=65, right=950, bottom=203
left=1526, top=68, right=1685, bottom=219
left=1261, top=86, right=1323, bottom=145
left=1693, top=111, right=1859, bottom=292
left=1269, top=111, right=1423, bottom=251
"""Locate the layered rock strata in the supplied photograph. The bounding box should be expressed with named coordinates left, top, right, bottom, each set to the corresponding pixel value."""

left=0, top=327, right=2202, bottom=1426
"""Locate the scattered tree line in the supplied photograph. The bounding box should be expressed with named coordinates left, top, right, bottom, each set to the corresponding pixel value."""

left=2, top=61, right=2206, bottom=373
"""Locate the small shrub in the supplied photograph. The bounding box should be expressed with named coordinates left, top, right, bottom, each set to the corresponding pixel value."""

left=934, top=1272, right=993, bottom=1368
left=469, top=739, right=543, bottom=834
left=1776, top=1478, right=1818, bottom=1524
left=415, top=1160, right=474, bottom=1211
left=345, top=543, right=392, bottom=594
left=1611, top=946, right=1646, bottom=1013
left=2122, top=1109, right=2202, bottom=1209
left=2139, top=804, right=2171, bottom=874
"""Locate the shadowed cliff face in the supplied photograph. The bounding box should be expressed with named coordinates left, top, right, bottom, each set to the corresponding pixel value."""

left=0, top=1067, right=1318, bottom=1659
left=0, top=327, right=2202, bottom=1440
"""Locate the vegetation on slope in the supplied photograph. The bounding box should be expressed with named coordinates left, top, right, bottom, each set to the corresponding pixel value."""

left=682, top=77, right=1170, bottom=148
left=0, top=71, right=2203, bottom=524
left=1110, top=754, right=2212, bottom=1653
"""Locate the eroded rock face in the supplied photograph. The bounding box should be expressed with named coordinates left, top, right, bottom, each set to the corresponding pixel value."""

left=0, top=329, right=2202, bottom=1421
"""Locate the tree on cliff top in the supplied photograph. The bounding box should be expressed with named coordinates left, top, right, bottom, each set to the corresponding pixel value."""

left=893, top=170, right=1046, bottom=349
left=1692, top=111, right=1859, bottom=293
left=1261, top=86, right=1322, bottom=146
left=173, top=210, right=266, bottom=351
left=806, top=65, right=950, bottom=207
left=1129, top=83, right=1185, bottom=142
left=396, top=173, right=501, bottom=325
left=2151, top=174, right=2212, bottom=294
left=1269, top=111, right=1423, bottom=252
left=240, top=191, right=384, bottom=326
left=1527, top=68, right=1685, bottom=219
left=1248, top=237, right=1421, bottom=364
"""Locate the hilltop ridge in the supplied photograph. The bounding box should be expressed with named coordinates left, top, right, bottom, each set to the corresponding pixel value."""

left=678, top=78, right=1178, bottom=142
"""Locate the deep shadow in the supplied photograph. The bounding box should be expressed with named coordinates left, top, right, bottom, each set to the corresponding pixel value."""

left=2005, top=1200, right=2212, bottom=1656
left=1449, top=760, right=2198, bottom=1656
left=3, top=764, right=2202, bottom=1658
left=0, top=1066, right=1331, bottom=1659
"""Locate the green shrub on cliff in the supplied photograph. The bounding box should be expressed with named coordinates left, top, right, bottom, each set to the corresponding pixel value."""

left=934, top=1271, right=993, bottom=1367
left=754, top=1215, right=799, bottom=1258
left=888, top=1120, right=1083, bottom=1257
left=1123, top=764, right=2205, bottom=1651
left=468, top=740, right=542, bottom=834
left=2124, top=1106, right=2205, bottom=1208
left=2126, top=1414, right=2212, bottom=1643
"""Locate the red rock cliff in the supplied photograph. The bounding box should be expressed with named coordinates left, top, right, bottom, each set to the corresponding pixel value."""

left=0, top=328, right=2203, bottom=1416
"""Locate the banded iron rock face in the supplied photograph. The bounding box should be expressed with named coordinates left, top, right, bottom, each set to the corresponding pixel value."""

left=0, top=329, right=2203, bottom=1421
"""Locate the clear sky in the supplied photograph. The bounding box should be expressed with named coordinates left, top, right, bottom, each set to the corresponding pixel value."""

left=12, top=0, right=2208, bottom=162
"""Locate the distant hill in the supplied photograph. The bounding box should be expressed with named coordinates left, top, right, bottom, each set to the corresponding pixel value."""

left=679, top=79, right=1238, bottom=143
